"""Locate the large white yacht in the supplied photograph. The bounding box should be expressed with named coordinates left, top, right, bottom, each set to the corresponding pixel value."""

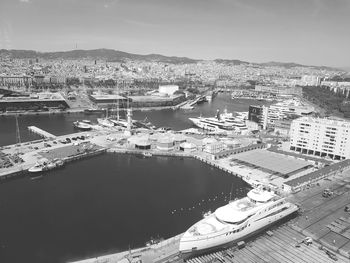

left=189, top=110, right=235, bottom=131
left=179, top=187, right=299, bottom=256
left=189, top=109, right=248, bottom=132
left=220, top=109, right=248, bottom=133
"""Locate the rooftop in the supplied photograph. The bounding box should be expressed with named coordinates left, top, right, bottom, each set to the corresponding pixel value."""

left=90, top=94, right=126, bottom=100
left=232, top=149, right=311, bottom=176
left=294, top=116, right=350, bottom=128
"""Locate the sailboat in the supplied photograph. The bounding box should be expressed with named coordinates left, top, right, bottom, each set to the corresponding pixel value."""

left=110, top=97, right=128, bottom=128
left=97, top=109, right=114, bottom=127
left=109, top=85, right=131, bottom=128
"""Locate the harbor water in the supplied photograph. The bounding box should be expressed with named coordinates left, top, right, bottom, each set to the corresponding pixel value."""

left=0, top=154, right=250, bottom=263
left=0, top=94, right=272, bottom=146
left=0, top=94, right=270, bottom=262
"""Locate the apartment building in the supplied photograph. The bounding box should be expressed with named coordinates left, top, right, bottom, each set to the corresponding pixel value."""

left=290, top=117, right=350, bottom=160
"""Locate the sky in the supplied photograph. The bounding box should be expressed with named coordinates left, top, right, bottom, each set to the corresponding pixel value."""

left=0, top=0, right=349, bottom=67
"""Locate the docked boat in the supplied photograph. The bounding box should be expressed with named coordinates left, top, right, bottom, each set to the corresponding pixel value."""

left=97, top=109, right=115, bottom=127
left=84, top=108, right=106, bottom=114
left=220, top=109, right=249, bottom=133
left=189, top=110, right=235, bottom=132
left=143, top=152, right=152, bottom=157
left=73, top=121, right=92, bottom=131
left=179, top=187, right=299, bottom=256
left=28, top=159, right=65, bottom=173
left=109, top=118, right=129, bottom=128
left=134, top=117, right=156, bottom=130
left=97, top=118, right=115, bottom=127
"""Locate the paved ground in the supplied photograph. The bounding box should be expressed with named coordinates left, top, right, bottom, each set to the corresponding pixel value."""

left=187, top=225, right=348, bottom=263
left=288, top=172, right=350, bottom=259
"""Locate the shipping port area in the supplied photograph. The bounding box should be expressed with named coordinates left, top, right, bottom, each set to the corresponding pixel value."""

left=2, top=117, right=350, bottom=262
left=1, top=66, right=350, bottom=262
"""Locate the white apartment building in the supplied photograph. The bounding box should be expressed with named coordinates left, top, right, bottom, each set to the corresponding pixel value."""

left=300, top=75, right=321, bottom=86
left=290, top=117, right=350, bottom=160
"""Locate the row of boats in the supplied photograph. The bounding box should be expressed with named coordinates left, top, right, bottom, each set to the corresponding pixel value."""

left=73, top=117, right=155, bottom=131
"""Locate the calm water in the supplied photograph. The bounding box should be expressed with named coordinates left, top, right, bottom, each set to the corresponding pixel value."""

left=0, top=154, right=249, bottom=263
left=0, top=94, right=269, bottom=262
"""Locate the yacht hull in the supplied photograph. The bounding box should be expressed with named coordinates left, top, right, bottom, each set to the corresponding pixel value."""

left=180, top=205, right=298, bottom=258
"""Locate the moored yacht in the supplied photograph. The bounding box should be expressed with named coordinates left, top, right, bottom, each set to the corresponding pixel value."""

left=220, top=109, right=248, bottom=132
left=179, top=187, right=299, bottom=256
left=189, top=110, right=235, bottom=131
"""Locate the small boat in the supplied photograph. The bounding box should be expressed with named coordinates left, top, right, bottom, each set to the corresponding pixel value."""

left=81, top=120, right=91, bottom=124
left=28, top=159, right=65, bottom=173
left=84, top=108, right=105, bottom=114
left=143, top=152, right=152, bottom=157
left=73, top=121, right=92, bottom=131
left=146, top=236, right=164, bottom=247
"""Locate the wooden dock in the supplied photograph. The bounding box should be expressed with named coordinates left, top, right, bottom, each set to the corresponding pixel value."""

left=28, top=126, right=57, bottom=139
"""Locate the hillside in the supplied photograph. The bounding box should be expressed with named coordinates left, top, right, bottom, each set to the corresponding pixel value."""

left=0, top=49, right=198, bottom=64
left=0, top=49, right=341, bottom=70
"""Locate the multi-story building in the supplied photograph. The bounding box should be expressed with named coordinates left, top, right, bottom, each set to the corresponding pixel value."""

left=300, top=75, right=321, bottom=86
left=248, top=105, right=268, bottom=129
left=289, top=117, right=350, bottom=160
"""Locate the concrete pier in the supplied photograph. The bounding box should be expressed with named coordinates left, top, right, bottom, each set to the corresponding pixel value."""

left=28, top=126, right=57, bottom=139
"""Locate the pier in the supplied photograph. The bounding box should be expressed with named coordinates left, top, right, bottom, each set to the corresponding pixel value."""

left=28, top=126, right=57, bottom=139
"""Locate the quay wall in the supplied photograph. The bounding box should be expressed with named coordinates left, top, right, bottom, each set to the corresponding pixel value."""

left=0, top=148, right=107, bottom=181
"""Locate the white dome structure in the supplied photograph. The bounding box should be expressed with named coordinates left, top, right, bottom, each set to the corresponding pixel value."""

left=179, top=142, right=197, bottom=152
left=157, top=135, right=175, bottom=151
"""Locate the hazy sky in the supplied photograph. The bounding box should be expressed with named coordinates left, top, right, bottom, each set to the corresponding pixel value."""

left=0, top=0, right=349, bottom=67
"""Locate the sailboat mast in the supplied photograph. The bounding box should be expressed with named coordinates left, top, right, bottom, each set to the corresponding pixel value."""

left=116, top=82, right=120, bottom=121
left=15, top=114, right=21, bottom=145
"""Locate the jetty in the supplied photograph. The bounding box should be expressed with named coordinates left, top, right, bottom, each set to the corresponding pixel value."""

left=28, top=126, right=57, bottom=139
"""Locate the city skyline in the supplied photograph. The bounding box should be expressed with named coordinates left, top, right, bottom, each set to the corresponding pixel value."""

left=0, top=0, right=350, bottom=68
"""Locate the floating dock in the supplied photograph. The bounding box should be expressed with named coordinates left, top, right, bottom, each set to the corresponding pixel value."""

left=28, top=126, right=57, bottom=139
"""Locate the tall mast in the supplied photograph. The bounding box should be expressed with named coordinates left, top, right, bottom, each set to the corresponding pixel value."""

left=15, top=115, right=21, bottom=145
left=116, top=81, right=120, bottom=121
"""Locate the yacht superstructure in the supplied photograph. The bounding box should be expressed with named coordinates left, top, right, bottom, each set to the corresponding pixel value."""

left=179, top=187, right=299, bottom=256
left=189, top=109, right=248, bottom=132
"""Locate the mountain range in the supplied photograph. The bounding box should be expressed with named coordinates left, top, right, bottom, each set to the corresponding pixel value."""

left=0, top=48, right=340, bottom=71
